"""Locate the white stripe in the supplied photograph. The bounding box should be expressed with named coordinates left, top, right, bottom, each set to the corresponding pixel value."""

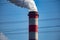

left=29, top=18, right=38, bottom=25
left=29, top=32, right=38, bottom=39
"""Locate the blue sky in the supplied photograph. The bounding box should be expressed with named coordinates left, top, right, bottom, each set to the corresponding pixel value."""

left=0, top=0, right=60, bottom=40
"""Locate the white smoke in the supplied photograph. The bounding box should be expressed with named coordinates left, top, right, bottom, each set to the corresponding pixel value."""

left=0, top=32, right=8, bottom=40
left=8, top=0, right=38, bottom=11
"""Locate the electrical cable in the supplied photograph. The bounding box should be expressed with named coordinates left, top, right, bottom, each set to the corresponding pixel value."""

left=0, top=18, right=60, bottom=24
left=1, top=25, right=60, bottom=32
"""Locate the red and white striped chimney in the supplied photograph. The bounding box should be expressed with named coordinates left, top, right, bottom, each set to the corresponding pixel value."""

left=28, top=11, right=39, bottom=40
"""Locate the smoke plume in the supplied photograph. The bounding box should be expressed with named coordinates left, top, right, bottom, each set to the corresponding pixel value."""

left=0, top=32, right=8, bottom=40
left=8, top=0, right=38, bottom=11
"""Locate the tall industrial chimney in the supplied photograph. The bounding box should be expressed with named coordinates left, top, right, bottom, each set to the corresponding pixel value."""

left=28, top=11, right=39, bottom=40
left=8, top=0, right=39, bottom=40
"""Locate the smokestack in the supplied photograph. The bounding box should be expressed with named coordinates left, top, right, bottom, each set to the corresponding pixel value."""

left=28, top=11, right=39, bottom=40
left=8, top=0, right=39, bottom=40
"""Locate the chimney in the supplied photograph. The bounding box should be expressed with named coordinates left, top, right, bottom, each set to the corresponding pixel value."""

left=28, top=11, right=39, bottom=40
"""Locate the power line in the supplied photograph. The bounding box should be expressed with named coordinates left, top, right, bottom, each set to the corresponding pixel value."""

left=1, top=25, right=60, bottom=32
left=3, top=30, right=60, bottom=34
left=0, top=18, right=60, bottom=24
left=39, top=25, right=60, bottom=28
left=39, top=18, right=60, bottom=21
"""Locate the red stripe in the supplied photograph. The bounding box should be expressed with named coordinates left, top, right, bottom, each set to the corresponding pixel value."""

left=28, top=11, right=39, bottom=18
left=29, top=25, right=38, bottom=32
left=29, top=39, right=37, bottom=40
